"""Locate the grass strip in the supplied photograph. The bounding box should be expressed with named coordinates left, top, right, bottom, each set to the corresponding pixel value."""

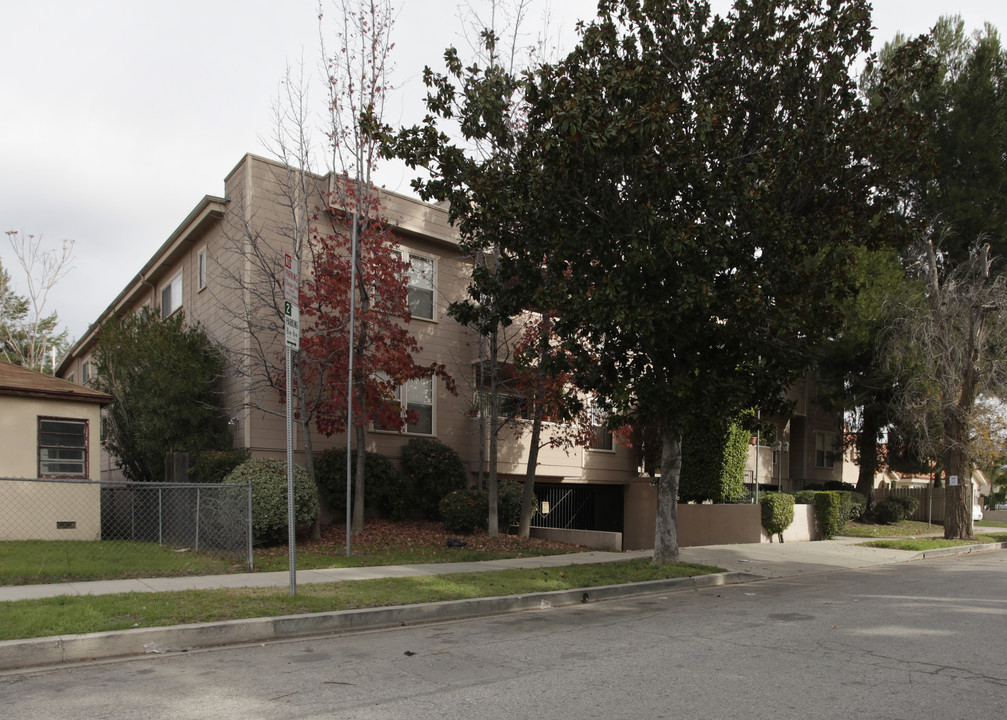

left=0, top=538, right=581, bottom=586
left=840, top=520, right=943, bottom=539
left=862, top=532, right=1007, bottom=552
left=0, top=559, right=722, bottom=641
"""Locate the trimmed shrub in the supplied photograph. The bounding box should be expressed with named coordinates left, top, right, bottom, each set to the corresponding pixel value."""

left=813, top=491, right=845, bottom=539
left=401, top=438, right=468, bottom=520
left=679, top=419, right=749, bottom=503
left=497, top=479, right=525, bottom=529
left=224, top=458, right=319, bottom=545
left=793, top=490, right=817, bottom=505
left=313, top=448, right=412, bottom=519
left=440, top=480, right=530, bottom=533
left=190, top=449, right=249, bottom=484
left=875, top=494, right=920, bottom=524
left=839, top=491, right=867, bottom=523
left=760, top=492, right=795, bottom=542
left=440, top=489, right=488, bottom=533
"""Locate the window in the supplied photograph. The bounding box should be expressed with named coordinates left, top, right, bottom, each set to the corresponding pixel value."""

left=815, top=431, right=836, bottom=468
left=38, top=417, right=88, bottom=478
left=588, top=400, right=613, bottom=451
left=374, top=374, right=434, bottom=435
left=395, top=252, right=434, bottom=320
left=161, top=272, right=183, bottom=318
left=80, top=360, right=90, bottom=384
left=197, top=249, right=207, bottom=291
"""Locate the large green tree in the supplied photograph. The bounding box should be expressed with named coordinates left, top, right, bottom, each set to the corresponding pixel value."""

left=815, top=247, right=915, bottom=502
left=93, top=309, right=232, bottom=483
left=505, top=0, right=913, bottom=562
left=872, top=17, right=1007, bottom=264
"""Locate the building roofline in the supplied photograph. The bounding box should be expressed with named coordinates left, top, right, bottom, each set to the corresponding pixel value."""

left=0, top=361, right=113, bottom=405
left=57, top=194, right=226, bottom=375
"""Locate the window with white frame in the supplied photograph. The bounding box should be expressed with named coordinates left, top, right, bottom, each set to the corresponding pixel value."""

left=161, top=272, right=183, bottom=318
left=815, top=431, right=836, bottom=468
left=374, top=374, right=434, bottom=435
left=80, top=359, right=91, bottom=384
left=38, top=417, right=88, bottom=478
left=197, top=248, right=207, bottom=291
left=404, top=253, right=435, bottom=320
left=588, top=399, right=614, bottom=451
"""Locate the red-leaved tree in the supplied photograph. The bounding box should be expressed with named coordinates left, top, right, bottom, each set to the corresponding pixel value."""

left=299, top=183, right=453, bottom=534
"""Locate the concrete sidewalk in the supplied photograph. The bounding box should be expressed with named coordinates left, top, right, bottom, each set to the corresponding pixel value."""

left=2, top=535, right=1005, bottom=672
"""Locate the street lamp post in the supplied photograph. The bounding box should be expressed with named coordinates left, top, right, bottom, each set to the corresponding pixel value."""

left=773, top=440, right=790, bottom=492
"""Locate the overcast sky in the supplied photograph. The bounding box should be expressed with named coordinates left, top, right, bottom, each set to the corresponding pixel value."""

left=2, top=0, right=1005, bottom=343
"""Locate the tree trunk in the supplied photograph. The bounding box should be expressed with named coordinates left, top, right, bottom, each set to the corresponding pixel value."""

left=487, top=326, right=500, bottom=537
left=294, top=362, right=322, bottom=540
left=653, top=427, right=682, bottom=564
left=855, top=405, right=882, bottom=509
left=943, top=441, right=973, bottom=540
left=351, top=422, right=366, bottom=535
left=518, top=404, right=545, bottom=538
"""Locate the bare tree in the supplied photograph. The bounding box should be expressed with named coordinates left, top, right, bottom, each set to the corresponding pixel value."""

left=886, top=236, right=1007, bottom=539
left=214, top=61, right=329, bottom=538
left=2, top=231, right=73, bottom=373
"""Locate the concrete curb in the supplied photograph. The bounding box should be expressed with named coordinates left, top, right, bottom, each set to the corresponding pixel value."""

left=0, top=571, right=759, bottom=673
left=910, top=541, right=1007, bottom=561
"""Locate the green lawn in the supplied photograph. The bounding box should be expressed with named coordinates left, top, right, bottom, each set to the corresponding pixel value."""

left=839, top=519, right=942, bottom=539
left=0, top=521, right=587, bottom=586
left=0, top=559, right=723, bottom=641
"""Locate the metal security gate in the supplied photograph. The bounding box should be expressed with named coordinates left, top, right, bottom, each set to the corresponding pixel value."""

left=531, top=483, right=624, bottom=532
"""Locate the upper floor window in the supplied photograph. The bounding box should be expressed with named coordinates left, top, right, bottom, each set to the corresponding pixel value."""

left=588, top=400, right=614, bottom=452
left=197, top=249, right=207, bottom=291
left=161, top=272, right=182, bottom=318
left=815, top=431, right=836, bottom=469
left=80, top=359, right=92, bottom=384
left=38, top=417, right=88, bottom=478
left=373, top=374, right=434, bottom=435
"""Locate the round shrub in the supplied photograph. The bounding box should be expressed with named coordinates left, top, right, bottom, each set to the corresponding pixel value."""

left=190, top=449, right=249, bottom=484
left=497, top=479, right=532, bottom=529
left=839, top=491, right=867, bottom=523
left=401, top=438, right=469, bottom=520
left=440, top=489, right=489, bottom=533
left=760, top=492, right=795, bottom=542
left=224, top=458, right=319, bottom=545
left=875, top=494, right=920, bottom=524
left=314, top=448, right=412, bottom=519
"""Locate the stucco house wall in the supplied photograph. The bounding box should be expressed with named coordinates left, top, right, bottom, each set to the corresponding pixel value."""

left=0, top=362, right=111, bottom=540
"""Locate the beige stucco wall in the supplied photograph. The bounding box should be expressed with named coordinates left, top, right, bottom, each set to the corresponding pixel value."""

left=0, top=396, right=102, bottom=540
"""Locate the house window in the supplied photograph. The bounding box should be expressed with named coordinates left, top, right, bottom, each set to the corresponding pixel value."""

left=588, top=400, right=613, bottom=452
left=38, top=417, right=88, bottom=478
left=197, top=249, right=207, bottom=291
left=161, top=272, right=183, bottom=318
left=374, top=374, right=434, bottom=435
left=815, top=431, right=836, bottom=468
left=80, top=360, right=91, bottom=384
left=387, top=250, right=435, bottom=320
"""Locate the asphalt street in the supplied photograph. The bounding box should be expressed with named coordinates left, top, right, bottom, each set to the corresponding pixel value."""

left=3, top=551, right=1005, bottom=719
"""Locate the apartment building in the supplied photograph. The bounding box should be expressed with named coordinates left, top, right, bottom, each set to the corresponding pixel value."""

left=58, top=155, right=654, bottom=544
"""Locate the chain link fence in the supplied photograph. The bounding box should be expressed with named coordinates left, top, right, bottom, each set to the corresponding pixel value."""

left=0, top=477, right=253, bottom=568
